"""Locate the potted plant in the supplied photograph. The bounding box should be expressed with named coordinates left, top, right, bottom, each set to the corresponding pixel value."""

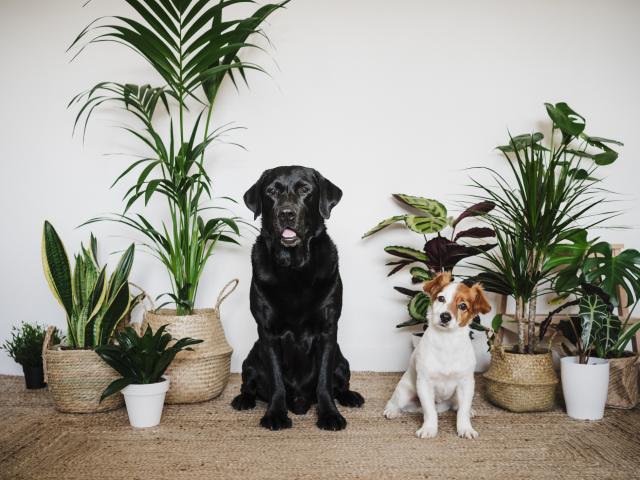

left=363, top=195, right=496, bottom=352
left=42, top=221, right=139, bottom=413
left=2, top=322, right=60, bottom=389
left=541, top=233, right=640, bottom=409
left=68, top=0, right=289, bottom=404
left=96, top=325, right=202, bottom=428
left=473, top=102, right=623, bottom=412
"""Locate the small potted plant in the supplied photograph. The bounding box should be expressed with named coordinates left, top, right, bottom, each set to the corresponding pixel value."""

left=96, top=325, right=202, bottom=428
left=2, top=322, right=60, bottom=389
left=362, top=195, right=496, bottom=353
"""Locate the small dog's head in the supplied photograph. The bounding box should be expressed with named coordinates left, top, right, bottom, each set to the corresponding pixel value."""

left=423, top=272, right=491, bottom=331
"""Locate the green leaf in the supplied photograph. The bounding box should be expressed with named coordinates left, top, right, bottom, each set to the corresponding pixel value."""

left=42, top=222, right=74, bottom=319
left=404, top=215, right=449, bottom=234
left=410, top=267, right=432, bottom=282
left=396, top=318, right=425, bottom=328
left=408, top=292, right=430, bottom=322
left=392, top=194, right=447, bottom=218
left=362, top=215, right=406, bottom=238
left=583, top=243, right=640, bottom=307
left=545, top=102, right=585, bottom=137
left=491, top=314, right=503, bottom=332
left=384, top=246, right=427, bottom=262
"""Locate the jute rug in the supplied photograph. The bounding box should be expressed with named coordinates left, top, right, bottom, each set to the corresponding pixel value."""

left=1, top=373, right=639, bottom=480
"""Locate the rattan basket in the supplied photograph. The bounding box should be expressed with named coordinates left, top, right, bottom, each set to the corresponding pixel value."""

left=42, top=327, right=124, bottom=413
left=483, top=347, right=558, bottom=412
left=142, top=279, right=238, bottom=404
left=606, top=354, right=640, bottom=409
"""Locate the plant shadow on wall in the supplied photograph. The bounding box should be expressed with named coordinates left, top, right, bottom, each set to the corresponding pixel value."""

left=362, top=195, right=496, bottom=334
left=69, top=0, right=290, bottom=315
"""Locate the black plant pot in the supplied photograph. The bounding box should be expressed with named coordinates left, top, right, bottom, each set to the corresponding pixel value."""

left=22, top=364, right=46, bottom=390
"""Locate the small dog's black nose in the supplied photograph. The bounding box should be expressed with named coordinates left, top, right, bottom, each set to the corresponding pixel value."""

left=278, top=208, right=296, bottom=222
left=440, top=312, right=452, bottom=324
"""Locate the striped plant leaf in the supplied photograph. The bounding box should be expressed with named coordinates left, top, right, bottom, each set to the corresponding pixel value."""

left=384, top=246, right=427, bottom=262
left=408, top=292, right=431, bottom=322
left=362, top=215, right=406, bottom=238
left=404, top=215, right=449, bottom=234
left=393, top=194, right=447, bottom=218
left=42, top=222, right=74, bottom=319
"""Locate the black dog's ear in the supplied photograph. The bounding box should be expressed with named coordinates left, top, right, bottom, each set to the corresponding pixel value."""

left=314, top=170, right=343, bottom=219
left=244, top=172, right=266, bottom=220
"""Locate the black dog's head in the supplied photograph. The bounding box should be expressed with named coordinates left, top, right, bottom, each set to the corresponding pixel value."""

left=244, top=166, right=342, bottom=263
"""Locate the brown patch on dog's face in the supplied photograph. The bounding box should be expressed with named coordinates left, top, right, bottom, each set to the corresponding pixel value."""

left=423, top=272, right=452, bottom=301
left=449, top=283, right=492, bottom=327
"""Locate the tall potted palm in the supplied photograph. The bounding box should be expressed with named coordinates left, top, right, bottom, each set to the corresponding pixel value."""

left=473, top=102, right=623, bottom=412
left=69, top=0, right=290, bottom=403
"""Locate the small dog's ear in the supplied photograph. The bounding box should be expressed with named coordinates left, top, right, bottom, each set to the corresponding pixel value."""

left=314, top=170, right=343, bottom=219
left=423, top=272, right=452, bottom=300
left=244, top=171, right=267, bottom=220
left=470, top=284, right=491, bottom=315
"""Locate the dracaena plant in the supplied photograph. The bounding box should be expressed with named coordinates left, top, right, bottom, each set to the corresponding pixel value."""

left=42, top=221, right=136, bottom=349
left=69, top=0, right=290, bottom=314
left=362, top=195, right=496, bottom=328
left=471, top=102, right=623, bottom=354
left=96, top=324, right=203, bottom=401
left=537, top=230, right=640, bottom=361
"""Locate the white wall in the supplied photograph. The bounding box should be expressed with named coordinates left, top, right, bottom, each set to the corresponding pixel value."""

left=1, top=0, right=639, bottom=375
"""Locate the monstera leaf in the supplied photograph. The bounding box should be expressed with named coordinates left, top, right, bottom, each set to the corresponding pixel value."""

left=545, top=102, right=586, bottom=137
left=583, top=242, right=640, bottom=307
left=546, top=229, right=595, bottom=293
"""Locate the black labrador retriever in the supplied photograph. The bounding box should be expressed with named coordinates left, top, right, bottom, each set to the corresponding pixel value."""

left=231, top=165, right=364, bottom=430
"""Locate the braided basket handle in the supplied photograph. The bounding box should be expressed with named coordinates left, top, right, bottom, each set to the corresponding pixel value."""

left=42, top=326, right=57, bottom=384
left=215, top=279, right=239, bottom=312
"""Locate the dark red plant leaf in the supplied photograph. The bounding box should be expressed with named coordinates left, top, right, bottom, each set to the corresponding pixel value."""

left=393, top=286, right=421, bottom=297
left=454, top=227, right=496, bottom=241
left=424, top=236, right=496, bottom=272
left=452, top=201, right=495, bottom=228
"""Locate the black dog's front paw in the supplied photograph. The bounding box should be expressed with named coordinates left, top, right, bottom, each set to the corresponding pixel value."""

left=260, top=411, right=292, bottom=430
left=336, top=390, right=365, bottom=408
left=231, top=393, right=256, bottom=411
left=317, top=410, right=347, bottom=431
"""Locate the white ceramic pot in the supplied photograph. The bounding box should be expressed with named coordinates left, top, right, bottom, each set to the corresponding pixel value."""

left=122, top=376, right=170, bottom=428
left=561, top=356, right=609, bottom=420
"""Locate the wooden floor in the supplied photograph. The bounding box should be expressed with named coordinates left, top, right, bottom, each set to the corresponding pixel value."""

left=1, top=373, right=639, bottom=480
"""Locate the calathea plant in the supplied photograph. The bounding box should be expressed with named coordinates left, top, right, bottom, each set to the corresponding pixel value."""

left=42, top=221, right=137, bottom=349
left=69, top=0, right=289, bottom=314
left=363, top=195, right=496, bottom=328
left=472, top=102, right=623, bottom=354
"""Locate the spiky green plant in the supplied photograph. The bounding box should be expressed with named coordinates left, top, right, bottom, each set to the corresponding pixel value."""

left=96, top=324, right=203, bottom=400
left=471, top=102, right=622, bottom=354
left=2, top=323, right=60, bottom=368
left=69, top=0, right=290, bottom=314
left=42, top=221, right=136, bottom=349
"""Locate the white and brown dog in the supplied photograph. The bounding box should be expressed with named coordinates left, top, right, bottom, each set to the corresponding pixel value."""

left=383, top=272, right=491, bottom=439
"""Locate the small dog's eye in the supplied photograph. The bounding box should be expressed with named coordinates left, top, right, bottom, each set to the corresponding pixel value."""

left=458, top=303, right=467, bottom=311
left=437, top=296, right=445, bottom=303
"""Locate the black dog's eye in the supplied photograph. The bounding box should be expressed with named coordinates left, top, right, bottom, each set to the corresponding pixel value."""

left=437, top=296, right=445, bottom=303
left=458, top=303, right=467, bottom=311
left=296, top=184, right=310, bottom=195
left=266, top=185, right=279, bottom=196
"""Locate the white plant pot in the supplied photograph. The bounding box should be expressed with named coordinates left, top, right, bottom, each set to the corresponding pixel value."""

left=561, top=356, right=609, bottom=420
left=122, top=376, right=170, bottom=428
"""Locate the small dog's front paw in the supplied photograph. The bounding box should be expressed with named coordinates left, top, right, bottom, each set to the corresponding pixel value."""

left=317, top=410, right=347, bottom=431
left=383, top=405, right=401, bottom=419
left=336, top=390, right=365, bottom=408
left=416, top=425, right=438, bottom=439
left=457, top=426, right=478, bottom=439
left=231, top=393, right=256, bottom=411
left=260, top=411, right=292, bottom=431
left=470, top=408, right=477, bottom=418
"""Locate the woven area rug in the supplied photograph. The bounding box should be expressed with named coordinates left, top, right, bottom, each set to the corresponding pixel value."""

left=1, top=373, right=639, bottom=480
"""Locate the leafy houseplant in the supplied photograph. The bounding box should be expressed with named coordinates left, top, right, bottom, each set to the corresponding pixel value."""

left=42, top=221, right=136, bottom=349
left=2, top=323, right=60, bottom=389
left=96, top=325, right=202, bottom=427
left=473, top=102, right=623, bottom=355
left=363, top=195, right=495, bottom=330
left=70, top=0, right=289, bottom=314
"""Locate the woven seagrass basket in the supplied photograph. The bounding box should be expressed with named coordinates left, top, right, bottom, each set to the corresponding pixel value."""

left=142, top=279, right=238, bottom=404
left=483, top=347, right=558, bottom=412
left=42, top=327, right=124, bottom=413
left=606, top=354, right=640, bottom=409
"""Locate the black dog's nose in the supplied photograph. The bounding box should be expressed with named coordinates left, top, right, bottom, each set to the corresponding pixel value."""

left=278, top=208, right=296, bottom=222
left=440, top=312, right=452, bottom=324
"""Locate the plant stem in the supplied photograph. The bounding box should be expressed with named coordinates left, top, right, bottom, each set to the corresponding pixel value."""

left=527, top=289, right=538, bottom=353
left=516, top=297, right=526, bottom=353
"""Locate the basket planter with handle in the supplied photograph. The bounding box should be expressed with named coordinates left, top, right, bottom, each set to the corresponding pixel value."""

left=483, top=347, right=558, bottom=412
left=42, top=326, right=124, bottom=413
left=142, top=279, right=238, bottom=404
left=606, top=353, right=640, bottom=409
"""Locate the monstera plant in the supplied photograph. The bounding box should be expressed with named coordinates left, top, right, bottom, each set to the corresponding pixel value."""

left=363, top=195, right=496, bottom=329
left=42, top=221, right=138, bottom=349
left=69, top=0, right=289, bottom=314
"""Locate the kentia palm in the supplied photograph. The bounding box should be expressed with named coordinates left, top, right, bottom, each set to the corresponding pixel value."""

left=70, top=0, right=290, bottom=314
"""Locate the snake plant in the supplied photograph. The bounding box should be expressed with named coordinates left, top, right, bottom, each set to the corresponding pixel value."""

left=42, top=221, right=136, bottom=349
left=96, top=324, right=203, bottom=401
left=69, top=0, right=290, bottom=314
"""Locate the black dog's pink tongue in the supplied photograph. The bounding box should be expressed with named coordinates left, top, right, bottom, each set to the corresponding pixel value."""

left=282, top=228, right=297, bottom=239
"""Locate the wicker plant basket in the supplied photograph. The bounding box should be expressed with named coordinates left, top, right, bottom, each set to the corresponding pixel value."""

left=483, top=347, right=558, bottom=412
left=606, top=354, right=640, bottom=409
left=142, top=279, right=238, bottom=404
left=42, top=327, right=124, bottom=413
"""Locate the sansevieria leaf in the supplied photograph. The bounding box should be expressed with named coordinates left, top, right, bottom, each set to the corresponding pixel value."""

left=42, top=221, right=74, bottom=318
